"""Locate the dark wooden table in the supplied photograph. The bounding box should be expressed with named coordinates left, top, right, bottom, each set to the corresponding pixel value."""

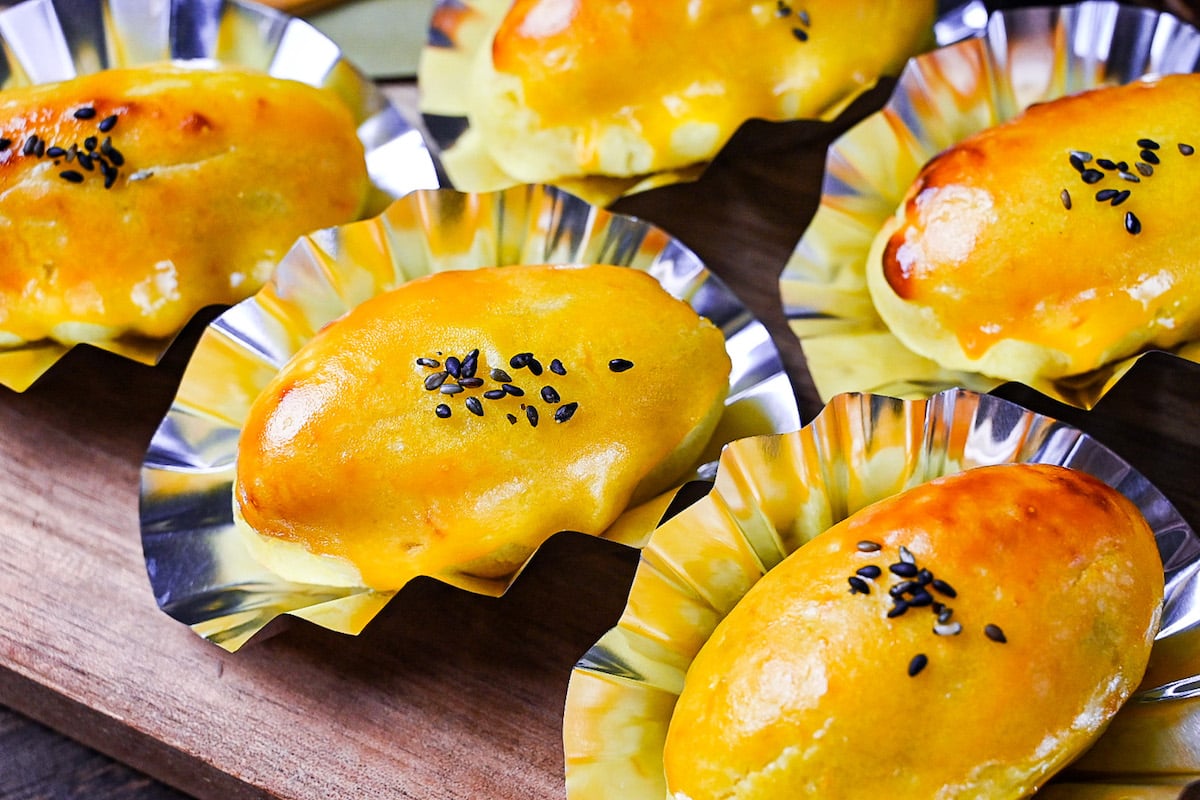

left=5, top=0, right=1200, bottom=796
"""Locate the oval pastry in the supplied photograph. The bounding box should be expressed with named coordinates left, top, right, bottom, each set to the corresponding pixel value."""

left=451, top=0, right=935, bottom=184
left=0, top=63, right=369, bottom=347
left=867, top=74, right=1200, bottom=385
left=663, top=463, right=1163, bottom=800
left=234, top=264, right=731, bottom=592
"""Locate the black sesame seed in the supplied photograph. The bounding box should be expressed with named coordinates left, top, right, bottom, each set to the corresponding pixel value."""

left=608, top=358, right=635, bottom=372
left=908, top=653, right=928, bottom=677
left=1096, top=158, right=1118, bottom=170
left=1141, top=149, right=1160, bottom=165
left=83, top=136, right=97, bottom=152
left=526, top=406, right=539, bottom=427
left=73, top=106, right=96, bottom=119
left=99, top=138, right=123, bottom=166
left=1069, top=149, right=1092, bottom=163
left=908, top=589, right=934, bottom=607
left=930, top=579, right=957, bottom=598
left=984, top=623, right=1008, bottom=643
left=527, top=358, right=544, bottom=376
left=45, top=146, right=66, bottom=158
left=540, top=386, right=561, bottom=403
left=887, top=601, right=909, bottom=618
left=502, top=383, right=525, bottom=397
left=898, top=545, right=915, bottom=564
left=791, top=26, right=808, bottom=41
left=1119, top=171, right=1141, bottom=183
left=1095, top=188, right=1119, bottom=202
left=416, top=357, right=440, bottom=368
left=554, top=402, right=579, bottom=423
left=460, top=348, right=479, bottom=378
left=1110, top=190, right=1130, bottom=207
left=102, top=165, right=116, bottom=189
left=856, top=540, right=881, bottom=552
left=848, top=576, right=870, bottom=594
left=1137, top=138, right=1160, bottom=150
left=856, top=565, right=882, bottom=580
left=483, top=389, right=506, bottom=400
left=549, top=358, right=566, bottom=375
left=889, top=562, right=918, bottom=578
left=1068, top=153, right=1086, bottom=172
left=440, top=383, right=464, bottom=395
left=1125, top=211, right=1142, bottom=235
left=797, top=8, right=810, bottom=25
left=33, top=139, right=44, bottom=157
left=490, top=368, right=512, bottom=382
left=1179, top=143, right=1194, bottom=156
left=465, top=396, right=484, bottom=416
left=98, top=114, right=117, bottom=133
left=916, top=568, right=933, bottom=585
left=1116, top=161, right=1129, bottom=172
left=509, top=352, right=533, bottom=369
left=775, top=3, right=790, bottom=17
left=1060, top=189, right=1071, bottom=210
left=1135, top=161, right=1154, bottom=177
left=59, top=170, right=84, bottom=183
left=0, top=138, right=10, bottom=150
left=506, top=413, right=518, bottom=424
left=77, top=153, right=94, bottom=171
left=424, top=371, right=449, bottom=390
left=435, top=403, right=451, bottom=418
left=889, top=580, right=918, bottom=597
left=445, top=355, right=461, bottom=378
left=1080, top=169, right=1104, bottom=184
left=458, top=377, right=484, bottom=388
left=21, top=136, right=38, bottom=156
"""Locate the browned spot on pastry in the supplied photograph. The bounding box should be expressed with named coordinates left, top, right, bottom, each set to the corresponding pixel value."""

left=180, top=112, right=212, bottom=133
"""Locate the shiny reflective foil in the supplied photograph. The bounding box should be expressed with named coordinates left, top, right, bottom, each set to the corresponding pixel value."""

left=563, top=389, right=1200, bottom=799
left=781, top=1, right=1200, bottom=409
left=139, top=184, right=801, bottom=652
left=416, top=1, right=980, bottom=206
left=0, top=0, right=438, bottom=391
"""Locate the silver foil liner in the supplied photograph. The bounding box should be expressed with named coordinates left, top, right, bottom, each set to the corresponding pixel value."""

left=139, top=183, right=801, bottom=652
left=0, top=0, right=439, bottom=391
left=563, top=388, right=1200, bottom=799
left=780, top=1, right=1200, bottom=409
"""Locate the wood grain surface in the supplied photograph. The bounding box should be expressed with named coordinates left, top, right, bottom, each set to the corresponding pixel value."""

left=6, top=3, right=1200, bottom=794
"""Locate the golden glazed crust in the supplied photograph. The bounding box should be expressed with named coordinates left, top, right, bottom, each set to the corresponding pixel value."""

left=663, top=463, right=1163, bottom=800
left=462, top=0, right=935, bottom=182
left=868, top=74, right=1200, bottom=385
left=235, top=264, right=731, bottom=592
left=0, top=63, right=369, bottom=347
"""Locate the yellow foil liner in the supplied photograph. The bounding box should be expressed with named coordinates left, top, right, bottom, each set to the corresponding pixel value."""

left=415, top=0, right=939, bottom=207
left=780, top=1, right=1200, bottom=409
left=140, top=184, right=800, bottom=652
left=0, top=0, right=437, bottom=391
left=563, top=388, right=1200, bottom=799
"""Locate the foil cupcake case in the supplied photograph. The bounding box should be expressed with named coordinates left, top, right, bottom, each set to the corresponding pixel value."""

left=139, top=183, right=801, bottom=652
left=0, top=0, right=439, bottom=392
left=562, top=388, right=1200, bottom=799
left=780, top=1, right=1200, bottom=408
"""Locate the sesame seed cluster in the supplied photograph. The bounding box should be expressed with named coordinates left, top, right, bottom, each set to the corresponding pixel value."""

left=775, top=0, right=812, bottom=42
left=1063, top=137, right=1195, bottom=235
left=8, top=105, right=130, bottom=189
left=849, top=539, right=1007, bottom=677
left=417, top=348, right=634, bottom=426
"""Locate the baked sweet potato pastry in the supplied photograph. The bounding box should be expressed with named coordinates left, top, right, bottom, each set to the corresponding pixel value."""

left=443, top=0, right=935, bottom=187
left=0, top=62, right=369, bottom=347
left=664, top=463, right=1163, bottom=799
left=234, top=264, right=731, bottom=592
left=868, top=73, right=1200, bottom=385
